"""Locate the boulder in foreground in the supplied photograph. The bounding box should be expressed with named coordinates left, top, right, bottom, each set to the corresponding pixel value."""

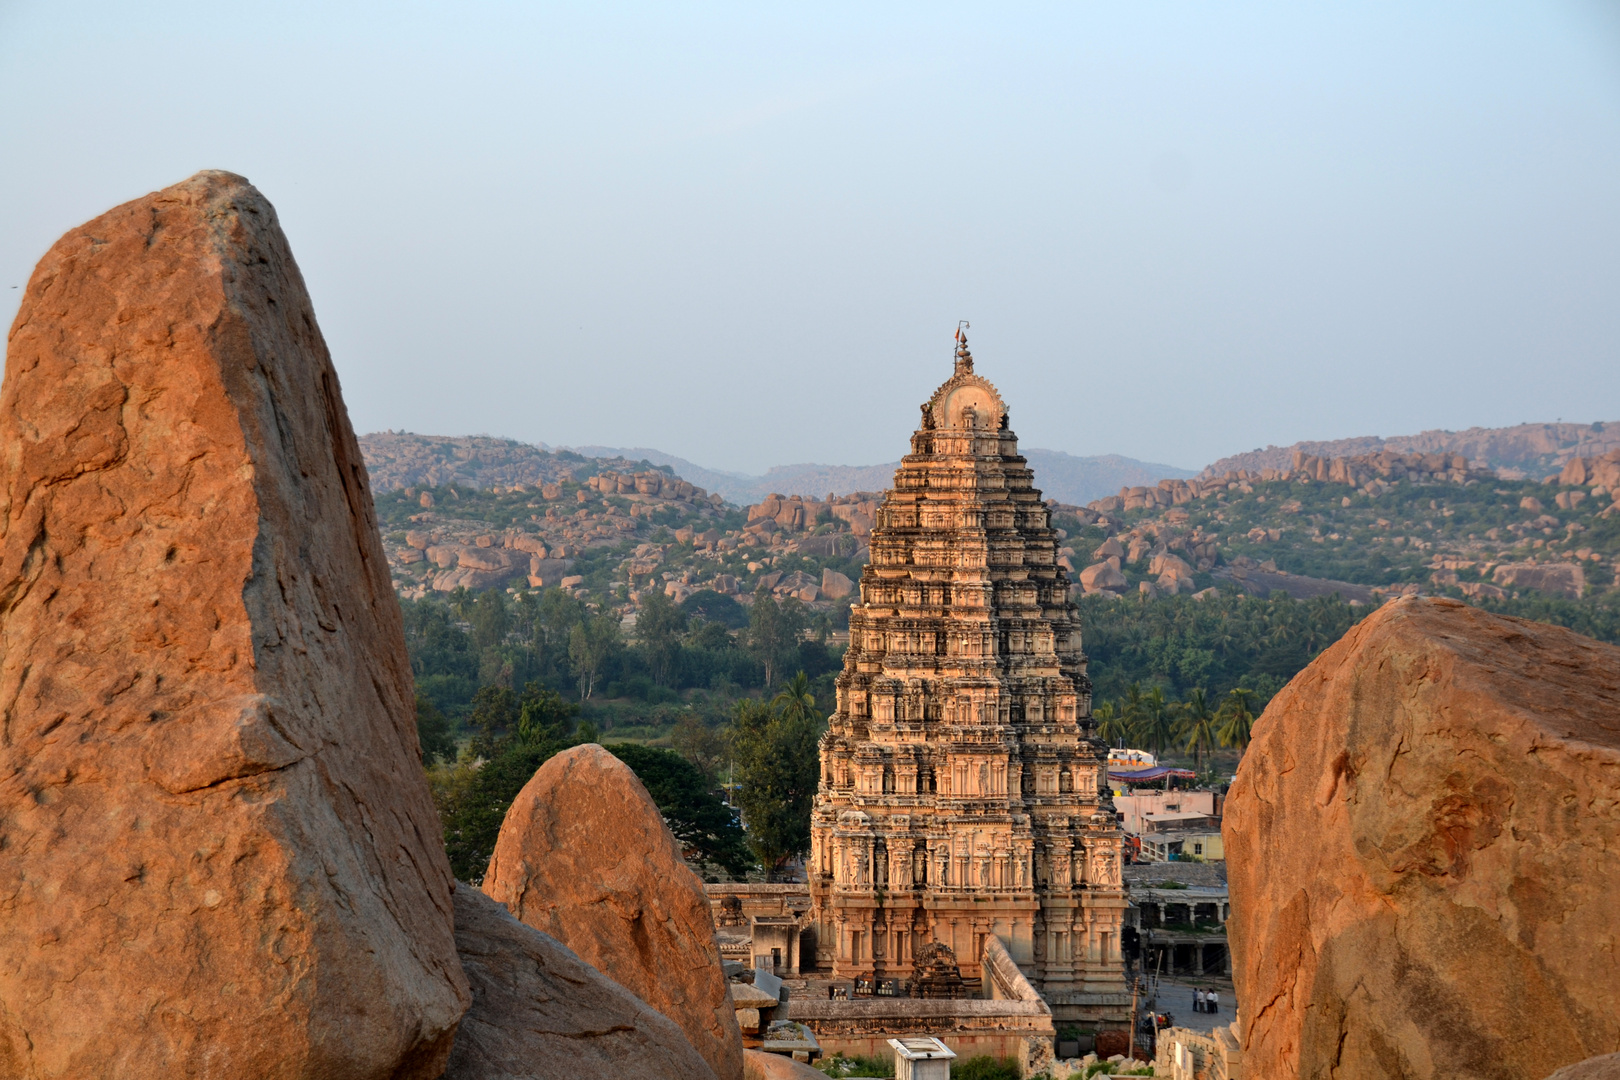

left=1225, top=597, right=1620, bottom=1080
left=444, top=885, right=718, bottom=1080
left=483, top=743, right=745, bottom=1080
left=743, top=1048, right=828, bottom=1080
left=0, top=172, right=467, bottom=1078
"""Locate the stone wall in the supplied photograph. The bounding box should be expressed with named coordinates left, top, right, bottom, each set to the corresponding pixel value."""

left=789, top=998, right=1054, bottom=1075
left=1152, top=1024, right=1244, bottom=1080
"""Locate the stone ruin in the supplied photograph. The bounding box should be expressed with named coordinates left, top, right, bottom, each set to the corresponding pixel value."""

left=906, top=942, right=968, bottom=1000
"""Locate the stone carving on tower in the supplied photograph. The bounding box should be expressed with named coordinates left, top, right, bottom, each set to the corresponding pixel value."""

left=808, top=328, right=1128, bottom=1019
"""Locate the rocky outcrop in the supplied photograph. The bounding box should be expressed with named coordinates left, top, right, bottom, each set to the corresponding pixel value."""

left=1201, top=421, right=1620, bottom=480
left=0, top=172, right=468, bottom=1076
left=1079, top=561, right=1127, bottom=593
left=820, top=568, right=855, bottom=599
left=483, top=744, right=744, bottom=1080
left=1544, top=1055, right=1620, bottom=1080
left=747, top=493, right=827, bottom=532
left=1492, top=561, right=1586, bottom=599
left=1560, top=449, right=1620, bottom=490
left=444, top=885, right=718, bottom=1080
left=1225, top=597, right=1620, bottom=1080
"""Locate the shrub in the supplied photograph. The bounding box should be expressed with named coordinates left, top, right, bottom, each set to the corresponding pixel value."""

left=951, top=1056, right=1020, bottom=1080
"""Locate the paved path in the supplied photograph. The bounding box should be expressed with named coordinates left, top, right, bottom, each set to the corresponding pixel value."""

left=1140, top=976, right=1235, bottom=1034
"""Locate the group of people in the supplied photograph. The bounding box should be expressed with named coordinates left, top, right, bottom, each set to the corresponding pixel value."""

left=1192, top=988, right=1221, bottom=1014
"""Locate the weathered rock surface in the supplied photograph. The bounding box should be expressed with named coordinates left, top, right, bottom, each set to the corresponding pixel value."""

left=1545, top=1055, right=1620, bottom=1080
left=742, top=1049, right=828, bottom=1080
left=483, top=744, right=744, bottom=1080
left=0, top=172, right=469, bottom=1076
left=1225, top=597, right=1620, bottom=1080
left=1492, top=561, right=1586, bottom=599
left=1079, top=561, right=1127, bottom=593
left=820, top=568, right=855, bottom=599
left=444, top=885, right=718, bottom=1080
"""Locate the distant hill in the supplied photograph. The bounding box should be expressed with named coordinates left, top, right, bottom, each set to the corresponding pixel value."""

left=1023, top=449, right=1196, bottom=505
left=570, top=444, right=1194, bottom=506
left=358, top=433, right=673, bottom=493
left=1203, top=422, right=1620, bottom=481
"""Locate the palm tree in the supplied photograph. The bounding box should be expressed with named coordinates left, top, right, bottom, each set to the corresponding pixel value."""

left=1131, top=686, right=1176, bottom=762
left=1216, top=688, right=1257, bottom=752
left=1121, top=683, right=1147, bottom=738
left=1176, top=688, right=1218, bottom=773
left=771, top=671, right=818, bottom=726
left=1094, top=701, right=1129, bottom=747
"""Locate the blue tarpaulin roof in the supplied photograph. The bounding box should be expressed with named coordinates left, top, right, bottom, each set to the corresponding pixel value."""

left=1108, top=766, right=1197, bottom=782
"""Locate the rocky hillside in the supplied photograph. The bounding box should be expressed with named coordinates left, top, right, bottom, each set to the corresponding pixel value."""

left=360, top=433, right=662, bottom=492
left=1203, top=421, right=1619, bottom=482
left=378, top=467, right=874, bottom=624
left=1061, top=447, right=1620, bottom=608
left=430, top=433, right=1192, bottom=508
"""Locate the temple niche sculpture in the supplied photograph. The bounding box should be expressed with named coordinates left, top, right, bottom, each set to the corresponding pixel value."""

left=808, top=329, right=1128, bottom=1021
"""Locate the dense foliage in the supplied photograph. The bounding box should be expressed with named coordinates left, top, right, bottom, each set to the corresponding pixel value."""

left=429, top=683, right=755, bottom=882
left=600, top=743, right=754, bottom=879
left=402, top=586, right=842, bottom=728
left=730, top=673, right=825, bottom=879
left=1080, top=591, right=1365, bottom=706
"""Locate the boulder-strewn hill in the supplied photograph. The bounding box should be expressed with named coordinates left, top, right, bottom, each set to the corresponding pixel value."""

left=360, top=433, right=668, bottom=492
left=569, top=444, right=1193, bottom=506
left=1204, top=421, right=1620, bottom=482
left=1062, top=447, right=1620, bottom=608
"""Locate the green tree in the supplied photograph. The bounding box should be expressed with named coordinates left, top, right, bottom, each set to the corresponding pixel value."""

left=414, top=692, right=457, bottom=765
left=438, top=691, right=583, bottom=881
left=637, top=587, right=688, bottom=686
left=671, top=712, right=727, bottom=780
left=469, top=588, right=511, bottom=652
left=568, top=607, right=622, bottom=699
left=1175, top=687, right=1218, bottom=773
left=1216, top=687, right=1257, bottom=752
left=1093, top=700, right=1128, bottom=747
left=732, top=676, right=823, bottom=879
left=746, top=592, right=805, bottom=689
left=517, top=684, right=579, bottom=745
left=467, top=683, right=520, bottom=755
left=1130, top=685, right=1176, bottom=761
left=772, top=670, right=819, bottom=725
left=605, top=743, right=754, bottom=879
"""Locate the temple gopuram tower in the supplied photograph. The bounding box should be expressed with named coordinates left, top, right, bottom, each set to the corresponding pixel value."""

left=808, top=329, right=1127, bottom=1021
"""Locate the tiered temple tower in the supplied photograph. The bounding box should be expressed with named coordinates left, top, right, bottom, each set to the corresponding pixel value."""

left=808, top=331, right=1127, bottom=1020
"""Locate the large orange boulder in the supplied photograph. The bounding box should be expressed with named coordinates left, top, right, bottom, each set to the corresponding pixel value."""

left=482, top=744, right=745, bottom=1080
left=444, top=884, right=718, bottom=1080
left=0, top=173, right=468, bottom=1077
left=1225, top=597, right=1620, bottom=1080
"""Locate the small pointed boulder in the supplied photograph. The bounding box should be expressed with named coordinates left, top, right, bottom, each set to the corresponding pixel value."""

left=483, top=744, right=745, bottom=1080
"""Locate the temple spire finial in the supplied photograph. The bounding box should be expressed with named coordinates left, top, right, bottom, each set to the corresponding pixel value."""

left=954, top=320, right=973, bottom=374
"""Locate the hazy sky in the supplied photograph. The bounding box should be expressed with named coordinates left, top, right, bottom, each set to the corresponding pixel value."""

left=3, top=2, right=1618, bottom=473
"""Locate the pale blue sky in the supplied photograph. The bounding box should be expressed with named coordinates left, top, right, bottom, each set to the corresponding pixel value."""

left=3, top=2, right=1618, bottom=472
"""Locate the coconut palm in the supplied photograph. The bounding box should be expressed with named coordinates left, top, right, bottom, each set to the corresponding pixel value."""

left=1130, top=686, right=1176, bottom=761
left=1175, top=687, right=1218, bottom=773
left=1216, top=687, right=1257, bottom=752
left=771, top=670, right=818, bottom=727
left=1094, top=701, right=1129, bottom=747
